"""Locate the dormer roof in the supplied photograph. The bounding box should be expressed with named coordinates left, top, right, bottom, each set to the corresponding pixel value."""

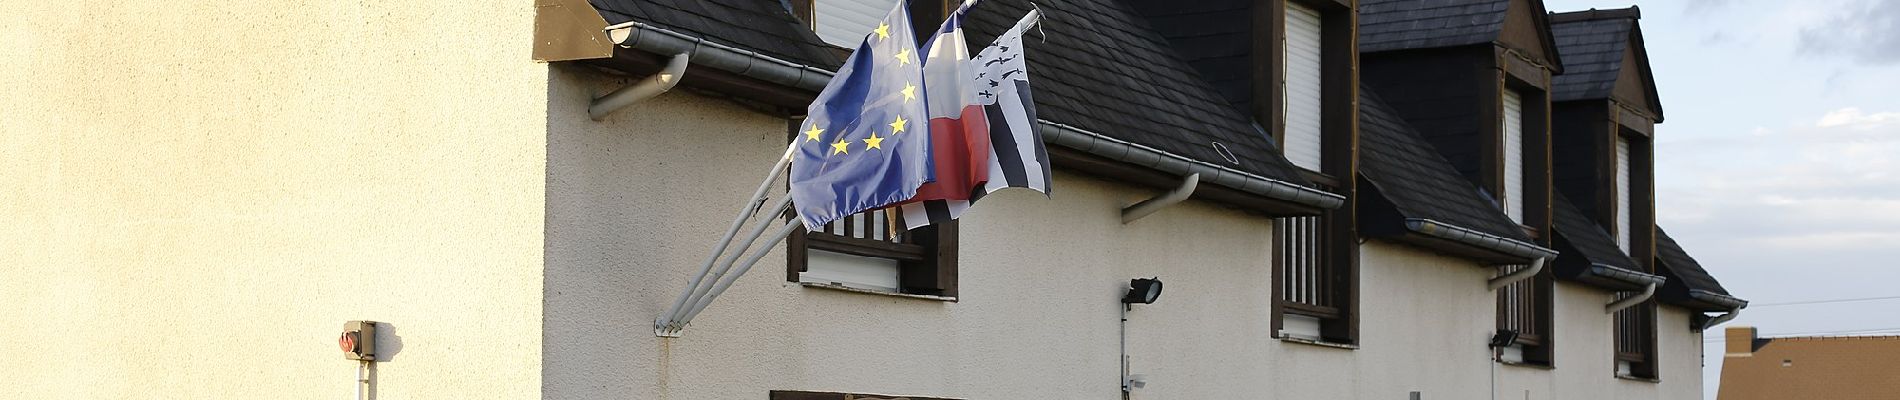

left=1657, top=226, right=1747, bottom=311
left=1550, top=7, right=1664, bottom=121
left=1550, top=192, right=1656, bottom=290
left=1359, top=0, right=1562, bottom=72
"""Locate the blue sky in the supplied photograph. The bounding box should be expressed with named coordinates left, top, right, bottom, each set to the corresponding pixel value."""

left=1543, top=0, right=1900, bottom=398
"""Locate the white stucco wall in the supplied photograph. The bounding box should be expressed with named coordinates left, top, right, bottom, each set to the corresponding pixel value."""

left=1, top=2, right=548, bottom=399
left=544, top=66, right=1712, bottom=399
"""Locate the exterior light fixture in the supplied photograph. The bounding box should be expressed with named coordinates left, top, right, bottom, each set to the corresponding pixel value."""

left=1122, top=277, right=1163, bottom=304
left=1488, top=329, right=1520, bottom=348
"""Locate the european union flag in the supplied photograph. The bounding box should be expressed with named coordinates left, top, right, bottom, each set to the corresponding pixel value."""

left=789, top=1, right=933, bottom=231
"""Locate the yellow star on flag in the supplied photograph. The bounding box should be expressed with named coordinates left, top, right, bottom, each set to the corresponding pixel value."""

left=862, top=132, right=885, bottom=150
left=900, top=83, right=917, bottom=102
left=873, top=23, right=890, bottom=40
left=804, top=125, right=823, bottom=142
left=888, top=115, right=908, bottom=134
left=893, top=48, right=912, bottom=65
left=831, top=139, right=851, bottom=155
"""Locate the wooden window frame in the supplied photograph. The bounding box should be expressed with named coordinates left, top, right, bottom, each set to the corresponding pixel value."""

left=1613, top=299, right=1660, bottom=380
left=1496, top=266, right=1555, bottom=366
left=1260, top=0, right=1359, bottom=346
left=782, top=119, right=960, bottom=298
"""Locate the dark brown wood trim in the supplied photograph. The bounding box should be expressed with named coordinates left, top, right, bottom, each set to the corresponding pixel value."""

left=1254, top=0, right=1288, bottom=145
left=1497, top=48, right=1552, bottom=90
left=788, top=0, right=815, bottom=30
left=1479, top=66, right=1505, bottom=203
left=806, top=233, right=929, bottom=261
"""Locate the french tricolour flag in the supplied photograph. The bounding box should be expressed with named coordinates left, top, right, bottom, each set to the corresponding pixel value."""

left=899, top=10, right=1050, bottom=229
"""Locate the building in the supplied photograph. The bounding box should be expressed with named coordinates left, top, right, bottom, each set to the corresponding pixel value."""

left=1719, top=326, right=1900, bottom=400
left=3, top=0, right=1744, bottom=399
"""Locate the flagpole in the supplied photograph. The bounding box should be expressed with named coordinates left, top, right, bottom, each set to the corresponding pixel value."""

left=662, top=194, right=793, bottom=329
left=657, top=142, right=798, bottom=335
left=674, top=220, right=803, bottom=330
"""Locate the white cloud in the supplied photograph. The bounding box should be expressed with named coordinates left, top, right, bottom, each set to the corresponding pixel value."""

left=1815, top=107, right=1900, bottom=129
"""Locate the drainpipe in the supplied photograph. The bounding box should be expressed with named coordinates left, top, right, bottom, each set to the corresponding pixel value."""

left=1700, top=308, right=1742, bottom=331
left=1121, top=173, right=1199, bottom=224
left=1487, top=257, right=1546, bottom=291
left=589, top=52, right=689, bottom=120
left=1605, top=281, right=1658, bottom=314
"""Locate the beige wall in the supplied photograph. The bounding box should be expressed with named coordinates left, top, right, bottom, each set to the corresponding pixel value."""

left=1, top=2, right=548, bottom=399
left=543, top=68, right=1711, bottom=399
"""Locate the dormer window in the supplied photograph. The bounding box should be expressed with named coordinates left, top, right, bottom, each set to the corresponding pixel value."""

left=808, top=0, right=901, bottom=47
left=1282, top=0, right=1324, bottom=172
left=1502, top=89, right=1526, bottom=223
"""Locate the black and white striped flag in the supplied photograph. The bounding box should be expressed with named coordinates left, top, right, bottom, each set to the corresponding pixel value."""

left=900, top=11, right=1050, bottom=229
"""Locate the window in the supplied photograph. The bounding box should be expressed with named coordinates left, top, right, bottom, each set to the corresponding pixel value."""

left=785, top=120, right=958, bottom=298
left=1274, top=206, right=1352, bottom=344
left=1614, top=299, right=1658, bottom=379
left=1496, top=264, right=1552, bottom=365
left=808, top=0, right=901, bottom=47
left=1502, top=89, right=1526, bottom=223
left=1614, top=135, right=1632, bottom=251
left=1282, top=0, right=1324, bottom=172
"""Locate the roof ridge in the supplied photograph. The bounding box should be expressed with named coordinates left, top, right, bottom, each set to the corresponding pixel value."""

left=1769, top=335, right=1900, bottom=341
left=1549, top=6, right=1640, bottom=23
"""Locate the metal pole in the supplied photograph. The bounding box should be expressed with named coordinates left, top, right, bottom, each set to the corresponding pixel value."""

left=662, top=194, right=793, bottom=329
left=657, top=142, right=798, bottom=332
left=673, top=221, right=802, bottom=331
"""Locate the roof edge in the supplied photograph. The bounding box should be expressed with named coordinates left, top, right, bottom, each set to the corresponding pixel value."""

left=1403, top=218, right=1559, bottom=261
left=1039, top=120, right=1345, bottom=211
left=1586, top=263, right=1665, bottom=288
left=1549, top=6, right=1641, bottom=23
left=606, top=20, right=835, bottom=93
left=1690, top=289, right=1749, bottom=310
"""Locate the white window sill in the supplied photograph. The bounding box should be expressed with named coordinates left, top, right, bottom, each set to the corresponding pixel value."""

left=1279, top=336, right=1358, bottom=350
left=798, top=282, right=957, bottom=302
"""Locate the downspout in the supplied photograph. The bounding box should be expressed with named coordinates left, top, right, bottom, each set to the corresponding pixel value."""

left=1121, top=173, right=1199, bottom=223
left=1700, top=308, right=1742, bottom=331
left=589, top=52, right=689, bottom=120
left=1605, top=281, right=1658, bottom=314
left=1487, top=257, right=1546, bottom=291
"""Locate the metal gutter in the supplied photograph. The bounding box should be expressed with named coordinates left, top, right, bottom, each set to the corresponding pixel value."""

left=1586, top=263, right=1665, bottom=288
left=1403, top=219, right=1559, bottom=261
left=604, top=20, right=833, bottom=93
left=1699, top=307, right=1743, bottom=332
left=1689, top=289, right=1749, bottom=310
left=599, top=21, right=1346, bottom=212
left=1040, top=121, right=1344, bottom=211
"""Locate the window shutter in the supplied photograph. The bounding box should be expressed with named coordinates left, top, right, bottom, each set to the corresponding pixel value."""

left=1282, top=1, right=1324, bottom=171
left=1615, top=136, right=1632, bottom=251
left=813, top=0, right=901, bottom=47
left=1503, top=90, right=1525, bottom=223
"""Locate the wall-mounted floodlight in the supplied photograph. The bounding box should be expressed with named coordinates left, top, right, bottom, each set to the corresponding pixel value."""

left=1488, top=329, right=1520, bottom=348
left=1122, top=278, right=1164, bottom=304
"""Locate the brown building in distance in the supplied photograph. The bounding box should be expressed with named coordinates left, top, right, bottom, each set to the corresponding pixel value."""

left=1720, top=326, right=1900, bottom=399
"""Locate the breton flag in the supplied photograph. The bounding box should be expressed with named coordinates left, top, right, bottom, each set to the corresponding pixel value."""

left=787, top=0, right=933, bottom=231
left=900, top=10, right=1050, bottom=229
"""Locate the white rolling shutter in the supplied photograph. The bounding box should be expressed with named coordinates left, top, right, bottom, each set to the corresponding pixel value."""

left=1282, top=1, right=1324, bottom=171
left=1503, top=90, right=1525, bottom=223
left=1615, top=136, right=1632, bottom=251
left=814, top=0, right=900, bottom=47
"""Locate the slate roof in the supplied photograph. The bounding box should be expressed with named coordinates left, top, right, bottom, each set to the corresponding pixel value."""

left=1656, top=226, right=1731, bottom=295
left=1550, top=192, right=1638, bottom=270
left=1359, top=86, right=1533, bottom=244
left=1549, top=8, right=1663, bottom=119
left=1549, top=16, right=1628, bottom=102
left=599, top=0, right=1315, bottom=188
left=961, top=0, right=1313, bottom=185
left=1359, top=0, right=1511, bottom=53
left=1125, top=0, right=1256, bottom=115
left=590, top=0, right=843, bottom=69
